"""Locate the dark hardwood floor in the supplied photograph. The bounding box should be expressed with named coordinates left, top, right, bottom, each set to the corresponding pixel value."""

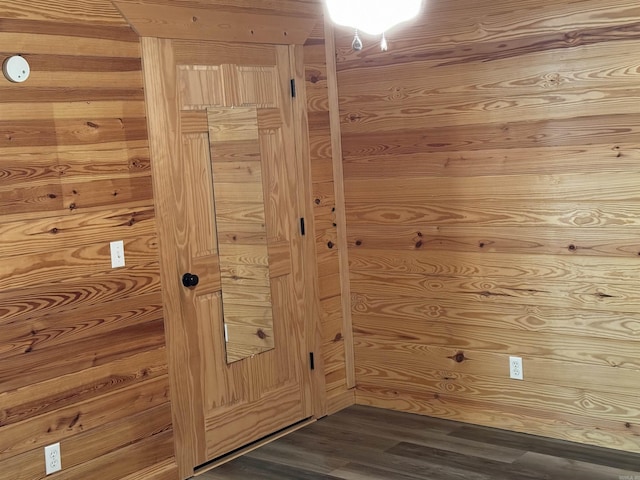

left=199, top=405, right=640, bottom=479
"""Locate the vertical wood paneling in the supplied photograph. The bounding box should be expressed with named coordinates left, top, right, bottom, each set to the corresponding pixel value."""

left=0, top=1, right=177, bottom=478
left=337, top=0, right=640, bottom=452
left=304, top=17, right=355, bottom=413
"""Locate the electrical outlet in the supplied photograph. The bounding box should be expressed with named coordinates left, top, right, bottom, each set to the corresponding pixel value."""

left=110, top=240, right=125, bottom=268
left=44, top=442, right=61, bottom=475
left=509, top=356, right=523, bottom=380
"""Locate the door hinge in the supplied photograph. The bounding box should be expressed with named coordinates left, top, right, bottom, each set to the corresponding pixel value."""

left=290, top=78, right=296, bottom=98
left=309, top=352, right=315, bottom=370
left=300, top=217, right=306, bottom=236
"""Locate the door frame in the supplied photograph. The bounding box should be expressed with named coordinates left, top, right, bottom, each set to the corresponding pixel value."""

left=141, top=37, right=326, bottom=479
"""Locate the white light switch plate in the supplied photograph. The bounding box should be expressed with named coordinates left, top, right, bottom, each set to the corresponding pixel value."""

left=110, top=240, right=125, bottom=268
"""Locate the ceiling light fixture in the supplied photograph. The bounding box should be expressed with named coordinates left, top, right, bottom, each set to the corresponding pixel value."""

left=325, top=0, right=423, bottom=51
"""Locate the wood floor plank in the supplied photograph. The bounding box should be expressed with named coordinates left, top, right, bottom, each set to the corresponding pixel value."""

left=246, top=440, right=350, bottom=475
left=449, top=424, right=640, bottom=471
left=513, top=451, right=640, bottom=480
left=201, top=405, right=640, bottom=479
left=328, top=463, right=428, bottom=480
left=319, top=414, right=525, bottom=464
left=386, top=441, right=542, bottom=480
left=202, top=456, right=342, bottom=480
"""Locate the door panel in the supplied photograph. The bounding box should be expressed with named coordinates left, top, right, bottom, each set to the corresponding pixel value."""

left=208, top=107, right=275, bottom=362
left=182, top=134, right=218, bottom=257
left=178, top=65, right=225, bottom=110
left=142, top=37, right=313, bottom=475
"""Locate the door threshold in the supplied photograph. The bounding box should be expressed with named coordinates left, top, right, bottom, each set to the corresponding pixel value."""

left=193, top=417, right=316, bottom=477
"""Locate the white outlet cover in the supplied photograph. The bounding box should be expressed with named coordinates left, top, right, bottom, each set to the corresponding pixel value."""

left=44, top=442, right=61, bottom=475
left=509, top=356, right=524, bottom=380
left=3, top=55, right=30, bottom=83
left=110, top=240, right=126, bottom=268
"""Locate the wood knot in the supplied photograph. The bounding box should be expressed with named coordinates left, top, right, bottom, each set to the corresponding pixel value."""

left=69, top=413, right=81, bottom=428
left=256, top=329, right=268, bottom=340
left=625, top=422, right=632, bottom=428
left=568, top=244, right=577, bottom=251
left=355, top=240, right=362, bottom=246
left=613, top=146, right=622, bottom=158
left=314, top=198, right=321, bottom=205
left=479, top=242, right=485, bottom=248
left=86, top=121, right=99, bottom=129
left=333, top=333, right=343, bottom=342
left=415, top=240, right=423, bottom=249
left=448, top=352, right=466, bottom=363
left=327, top=241, right=334, bottom=249
left=50, top=227, right=59, bottom=234
left=69, top=203, right=77, bottom=211
left=595, top=292, right=614, bottom=299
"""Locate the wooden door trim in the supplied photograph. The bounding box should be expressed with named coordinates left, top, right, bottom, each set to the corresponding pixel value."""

left=323, top=19, right=356, bottom=390
left=289, top=44, right=328, bottom=418
left=113, top=0, right=320, bottom=45
left=141, top=37, right=207, bottom=479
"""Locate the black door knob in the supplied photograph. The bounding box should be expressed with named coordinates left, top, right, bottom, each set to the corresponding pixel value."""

left=182, top=273, right=199, bottom=288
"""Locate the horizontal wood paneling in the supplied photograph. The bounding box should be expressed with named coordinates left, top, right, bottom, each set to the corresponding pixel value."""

left=0, top=2, right=177, bottom=478
left=336, top=0, right=640, bottom=453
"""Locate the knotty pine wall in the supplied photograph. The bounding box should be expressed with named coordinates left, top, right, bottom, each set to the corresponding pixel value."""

left=0, top=1, right=177, bottom=478
left=336, top=0, right=640, bottom=451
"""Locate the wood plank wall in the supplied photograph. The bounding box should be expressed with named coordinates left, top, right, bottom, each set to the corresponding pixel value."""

left=0, top=1, right=177, bottom=478
left=304, top=19, right=355, bottom=414
left=336, top=0, right=640, bottom=452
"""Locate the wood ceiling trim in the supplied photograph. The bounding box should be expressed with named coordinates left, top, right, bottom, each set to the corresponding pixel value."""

left=112, top=0, right=320, bottom=44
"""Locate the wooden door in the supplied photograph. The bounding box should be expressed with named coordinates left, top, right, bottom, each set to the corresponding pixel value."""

left=142, top=38, right=323, bottom=478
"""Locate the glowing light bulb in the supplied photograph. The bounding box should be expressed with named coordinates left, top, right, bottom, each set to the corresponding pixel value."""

left=326, top=0, right=423, bottom=36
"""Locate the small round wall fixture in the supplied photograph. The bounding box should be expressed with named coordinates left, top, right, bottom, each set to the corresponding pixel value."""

left=3, top=55, right=30, bottom=83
